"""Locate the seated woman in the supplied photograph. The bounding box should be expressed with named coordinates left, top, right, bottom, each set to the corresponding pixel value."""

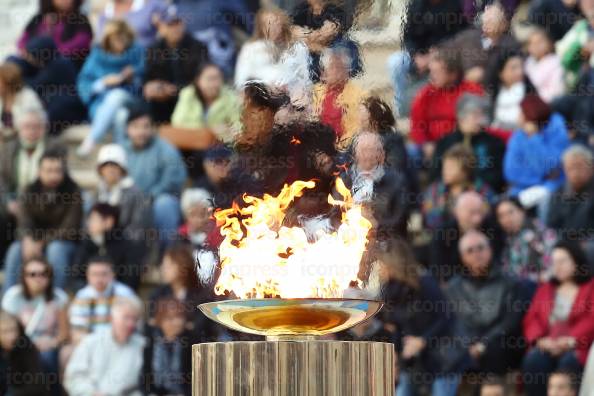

left=489, top=51, right=535, bottom=131
left=503, top=94, right=569, bottom=217
left=0, top=311, right=48, bottom=395
left=149, top=244, right=217, bottom=341
left=142, top=298, right=193, bottom=395
left=525, top=28, right=565, bottom=104
left=1, top=257, right=68, bottom=387
left=16, top=0, right=92, bottom=70
left=0, top=62, right=44, bottom=137
left=97, top=0, right=167, bottom=48
left=171, top=63, right=241, bottom=144
left=522, top=240, right=594, bottom=396
left=77, top=20, right=144, bottom=156
left=377, top=240, right=466, bottom=396
left=235, top=8, right=311, bottom=94
left=422, top=144, right=495, bottom=230
left=495, top=196, right=556, bottom=295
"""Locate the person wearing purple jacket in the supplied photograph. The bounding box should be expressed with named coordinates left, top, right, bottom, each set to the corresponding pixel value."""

left=17, top=0, right=93, bottom=69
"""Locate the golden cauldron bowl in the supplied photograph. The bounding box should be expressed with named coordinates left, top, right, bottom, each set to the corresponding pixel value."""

left=198, top=298, right=383, bottom=340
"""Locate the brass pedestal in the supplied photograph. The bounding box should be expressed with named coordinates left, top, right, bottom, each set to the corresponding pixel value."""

left=192, top=340, right=395, bottom=396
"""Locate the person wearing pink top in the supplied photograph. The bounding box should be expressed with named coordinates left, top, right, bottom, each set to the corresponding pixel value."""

left=525, top=28, right=566, bottom=104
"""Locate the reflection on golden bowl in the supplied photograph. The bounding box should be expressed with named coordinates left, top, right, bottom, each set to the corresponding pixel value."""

left=198, top=298, right=383, bottom=339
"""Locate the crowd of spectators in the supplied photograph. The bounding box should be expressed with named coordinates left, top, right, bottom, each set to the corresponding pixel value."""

left=0, top=0, right=594, bottom=395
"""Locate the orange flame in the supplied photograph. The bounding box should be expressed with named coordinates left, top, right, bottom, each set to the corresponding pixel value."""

left=290, top=136, right=301, bottom=145
left=213, top=179, right=372, bottom=299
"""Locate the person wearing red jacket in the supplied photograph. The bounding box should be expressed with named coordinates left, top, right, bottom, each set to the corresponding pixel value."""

left=522, top=240, right=594, bottom=396
left=409, top=45, right=483, bottom=162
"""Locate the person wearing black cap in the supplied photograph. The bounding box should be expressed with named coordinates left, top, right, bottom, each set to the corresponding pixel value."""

left=143, top=4, right=209, bottom=124
left=122, top=105, right=187, bottom=252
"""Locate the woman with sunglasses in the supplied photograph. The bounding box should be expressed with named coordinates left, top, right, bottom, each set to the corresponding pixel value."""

left=1, top=257, right=69, bottom=382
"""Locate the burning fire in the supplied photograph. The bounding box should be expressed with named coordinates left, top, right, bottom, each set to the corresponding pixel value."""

left=213, top=179, right=372, bottom=299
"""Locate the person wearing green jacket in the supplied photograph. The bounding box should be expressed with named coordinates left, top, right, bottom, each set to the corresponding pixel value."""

left=556, top=0, right=594, bottom=89
left=171, top=63, right=241, bottom=144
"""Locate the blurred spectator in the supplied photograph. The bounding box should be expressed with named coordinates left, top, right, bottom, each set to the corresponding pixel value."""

left=72, top=203, right=142, bottom=291
left=547, top=145, right=594, bottom=235
left=291, top=0, right=359, bottom=80
left=69, top=256, right=138, bottom=334
left=0, top=311, right=48, bottom=395
left=409, top=46, right=483, bottom=161
left=522, top=240, right=594, bottom=396
left=549, top=369, right=579, bottom=396
left=449, top=2, right=520, bottom=87
left=65, top=297, right=145, bottom=396
left=174, top=0, right=254, bottom=76
left=92, top=144, right=153, bottom=243
left=0, top=108, right=64, bottom=261
left=581, top=346, right=594, bottom=396
left=445, top=230, right=522, bottom=376
left=525, top=28, right=566, bottom=104
left=431, top=94, right=506, bottom=193
left=178, top=188, right=215, bottom=250
left=387, top=0, right=467, bottom=116
left=0, top=63, right=44, bottom=136
left=143, top=4, right=209, bottom=124
left=429, top=191, right=502, bottom=282
left=479, top=376, right=507, bottom=396
left=1, top=257, right=68, bottom=379
left=357, top=97, right=417, bottom=195
left=423, top=144, right=495, bottom=231
left=194, top=145, right=234, bottom=208
left=528, top=0, right=582, bottom=41
left=489, top=51, right=535, bottom=131
left=556, top=0, right=594, bottom=89
left=235, top=8, right=312, bottom=94
left=3, top=149, right=82, bottom=292
left=21, top=36, right=87, bottom=135
left=313, top=47, right=366, bottom=149
left=123, top=106, right=187, bottom=250
left=551, top=65, right=594, bottom=139
left=77, top=20, right=145, bottom=156
left=462, top=0, right=519, bottom=23
left=148, top=244, right=216, bottom=340
left=16, top=0, right=92, bottom=69
left=171, top=63, right=241, bottom=144
left=343, top=132, right=410, bottom=240
left=97, top=0, right=167, bottom=48
left=142, top=298, right=193, bottom=395
left=504, top=95, right=569, bottom=214
left=495, top=197, right=556, bottom=285
left=378, top=241, right=466, bottom=396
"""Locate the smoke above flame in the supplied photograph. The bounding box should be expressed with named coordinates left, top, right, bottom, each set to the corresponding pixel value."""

left=213, top=178, right=372, bottom=299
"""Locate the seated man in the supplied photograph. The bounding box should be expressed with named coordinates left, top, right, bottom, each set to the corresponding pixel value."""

left=547, top=145, right=594, bottom=235
left=72, top=203, right=143, bottom=291
left=143, top=5, right=209, bottom=124
left=0, top=107, right=66, bottom=260
left=122, top=105, right=187, bottom=251
left=3, top=147, right=82, bottom=292
left=445, top=230, right=522, bottom=376
left=69, top=256, right=137, bottom=335
left=65, top=297, right=145, bottom=396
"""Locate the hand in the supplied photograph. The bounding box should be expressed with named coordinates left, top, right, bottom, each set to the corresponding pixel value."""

left=537, top=337, right=557, bottom=353
left=465, top=66, right=485, bottom=83
left=103, top=73, right=124, bottom=87
left=469, top=342, right=486, bottom=360
left=555, top=337, right=576, bottom=354
left=35, top=336, right=57, bottom=352
left=22, top=236, right=43, bottom=261
left=581, top=39, right=594, bottom=59
left=7, top=200, right=20, bottom=216
left=402, top=336, right=426, bottom=360
left=121, top=66, right=135, bottom=81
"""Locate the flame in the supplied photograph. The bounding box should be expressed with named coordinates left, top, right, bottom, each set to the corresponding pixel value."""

left=213, top=179, right=372, bottom=299
left=290, top=136, right=301, bottom=145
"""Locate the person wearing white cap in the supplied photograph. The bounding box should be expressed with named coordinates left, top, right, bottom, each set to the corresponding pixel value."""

left=91, top=144, right=153, bottom=242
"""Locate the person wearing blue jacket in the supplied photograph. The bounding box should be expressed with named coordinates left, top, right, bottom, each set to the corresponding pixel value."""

left=504, top=94, right=569, bottom=219
left=77, top=20, right=145, bottom=156
left=123, top=105, right=187, bottom=251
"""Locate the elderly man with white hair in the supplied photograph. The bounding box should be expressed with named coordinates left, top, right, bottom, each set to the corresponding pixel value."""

left=178, top=188, right=214, bottom=250
left=547, top=145, right=594, bottom=234
left=65, top=297, right=145, bottom=396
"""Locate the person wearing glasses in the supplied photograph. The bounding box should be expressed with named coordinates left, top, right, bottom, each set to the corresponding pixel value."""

left=445, top=230, right=523, bottom=380
left=1, top=257, right=69, bottom=382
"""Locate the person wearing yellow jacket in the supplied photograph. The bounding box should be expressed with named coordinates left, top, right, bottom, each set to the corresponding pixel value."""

left=171, top=63, right=241, bottom=144
left=313, top=47, right=366, bottom=150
